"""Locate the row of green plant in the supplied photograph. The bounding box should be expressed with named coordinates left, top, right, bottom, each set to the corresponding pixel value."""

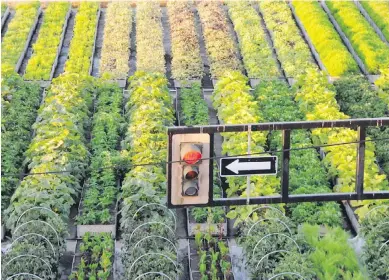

left=3, top=74, right=95, bottom=279
left=120, top=72, right=178, bottom=279
left=259, top=1, right=315, bottom=78
left=332, top=76, right=389, bottom=176
left=1, top=2, right=40, bottom=71
left=1, top=3, right=7, bottom=17
left=76, top=82, right=124, bottom=225
left=360, top=0, right=389, bottom=42
left=196, top=1, right=241, bottom=79
left=65, top=2, right=99, bottom=74
left=239, top=209, right=365, bottom=279
left=24, top=2, right=70, bottom=80
left=99, top=2, right=132, bottom=80
left=69, top=232, right=114, bottom=280
left=213, top=72, right=279, bottom=223
left=294, top=69, right=389, bottom=219
left=360, top=210, right=389, bottom=279
left=292, top=1, right=359, bottom=77
left=376, top=68, right=389, bottom=109
left=136, top=1, right=165, bottom=74
left=254, top=80, right=342, bottom=227
left=227, top=1, right=279, bottom=79
left=194, top=230, right=233, bottom=280
left=167, top=0, right=203, bottom=81
left=326, top=1, right=389, bottom=74
left=1, top=73, right=41, bottom=220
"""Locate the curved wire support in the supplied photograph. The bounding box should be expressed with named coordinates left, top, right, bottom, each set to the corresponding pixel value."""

left=10, top=233, right=56, bottom=257
left=255, top=250, right=291, bottom=270
left=128, top=253, right=178, bottom=277
left=379, top=239, right=389, bottom=253
left=16, top=207, right=60, bottom=226
left=363, top=205, right=389, bottom=220
left=268, top=272, right=306, bottom=280
left=6, top=273, right=44, bottom=280
left=3, top=254, right=52, bottom=276
left=13, top=220, right=60, bottom=247
left=247, top=218, right=292, bottom=237
left=252, top=233, right=301, bottom=257
left=129, top=222, right=175, bottom=243
left=132, top=235, right=178, bottom=255
left=132, top=203, right=177, bottom=230
left=134, top=272, right=173, bottom=280
left=244, top=206, right=286, bottom=223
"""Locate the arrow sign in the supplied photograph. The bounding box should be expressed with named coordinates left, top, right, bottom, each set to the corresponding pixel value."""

left=220, top=156, right=277, bottom=177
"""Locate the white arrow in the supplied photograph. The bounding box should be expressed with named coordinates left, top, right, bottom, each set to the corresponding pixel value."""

left=226, top=159, right=271, bottom=174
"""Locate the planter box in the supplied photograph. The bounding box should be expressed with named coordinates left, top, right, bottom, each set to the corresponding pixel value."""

left=249, top=78, right=261, bottom=88
left=328, top=76, right=340, bottom=84
left=287, top=77, right=296, bottom=86
left=15, top=7, right=42, bottom=73
left=188, top=239, right=234, bottom=280
left=1, top=7, right=10, bottom=28
left=25, top=80, right=51, bottom=88
left=173, top=79, right=201, bottom=88
left=212, top=79, right=218, bottom=88
left=1, top=224, right=5, bottom=241
left=76, top=180, right=119, bottom=239
left=88, top=7, right=101, bottom=76
left=107, top=79, right=126, bottom=88
left=367, top=74, right=381, bottom=84
left=187, top=208, right=227, bottom=237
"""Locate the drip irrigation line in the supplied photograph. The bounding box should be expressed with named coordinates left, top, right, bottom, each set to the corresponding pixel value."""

left=2, top=136, right=389, bottom=178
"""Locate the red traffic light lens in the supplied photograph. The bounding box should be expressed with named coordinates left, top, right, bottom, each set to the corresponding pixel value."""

left=183, top=151, right=202, bottom=164
left=181, top=144, right=202, bottom=164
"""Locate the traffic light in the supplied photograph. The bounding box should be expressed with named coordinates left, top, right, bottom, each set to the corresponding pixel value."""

left=168, top=134, right=212, bottom=207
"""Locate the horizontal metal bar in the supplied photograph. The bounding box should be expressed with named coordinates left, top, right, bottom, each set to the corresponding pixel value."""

left=212, top=191, right=389, bottom=206
left=168, top=118, right=389, bottom=134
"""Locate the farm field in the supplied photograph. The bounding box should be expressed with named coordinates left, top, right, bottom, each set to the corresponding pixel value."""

left=1, top=1, right=389, bottom=280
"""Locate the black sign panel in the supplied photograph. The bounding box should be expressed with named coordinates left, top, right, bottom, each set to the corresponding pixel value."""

left=220, top=156, right=277, bottom=177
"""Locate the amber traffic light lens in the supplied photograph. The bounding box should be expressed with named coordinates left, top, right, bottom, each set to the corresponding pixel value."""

left=184, top=165, right=199, bottom=180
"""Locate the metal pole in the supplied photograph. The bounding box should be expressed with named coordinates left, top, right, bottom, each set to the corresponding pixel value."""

left=247, top=125, right=251, bottom=205
left=281, top=130, right=290, bottom=202
left=356, top=126, right=366, bottom=200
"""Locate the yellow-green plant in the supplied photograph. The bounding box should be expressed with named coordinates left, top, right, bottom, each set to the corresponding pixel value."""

left=99, top=2, right=132, bottom=79
left=167, top=0, right=203, bottom=80
left=360, top=1, right=389, bottom=42
left=259, top=1, right=316, bottom=77
left=24, top=2, right=70, bottom=80
left=65, top=2, right=99, bottom=74
left=326, top=1, right=389, bottom=74
left=136, top=1, right=165, bottom=73
left=227, top=1, right=279, bottom=79
left=197, top=0, right=241, bottom=78
left=292, top=1, right=359, bottom=77
left=1, top=2, right=40, bottom=71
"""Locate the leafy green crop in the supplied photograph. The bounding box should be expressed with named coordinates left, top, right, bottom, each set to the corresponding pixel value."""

left=197, top=1, right=241, bottom=78
left=1, top=2, right=40, bottom=71
left=213, top=72, right=279, bottom=223
left=167, top=1, right=203, bottom=80
left=65, top=2, right=99, bottom=74
left=295, top=70, right=389, bottom=219
left=24, top=2, right=70, bottom=80
left=227, top=1, right=279, bottom=79
left=179, top=83, right=208, bottom=126
left=292, top=1, right=359, bottom=77
left=69, top=232, right=114, bottom=280
left=1, top=73, right=40, bottom=219
left=254, top=80, right=341, bottom=227
left=136, top=1, right=165, bottom=74
left=375, top=68, right=389, bottom=109
left=301, top=224, right=365, bottom=280
left=259, top=1, right=316, bottom=77
left=99, top=2, right=132, bottom=79
left=333, top=76, right=389, bottom=176
left=327, top=1, right=389, bottom=74
left=76, top=82, right=123, bottom=225
left=360, top=1, right=389, bottom=42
